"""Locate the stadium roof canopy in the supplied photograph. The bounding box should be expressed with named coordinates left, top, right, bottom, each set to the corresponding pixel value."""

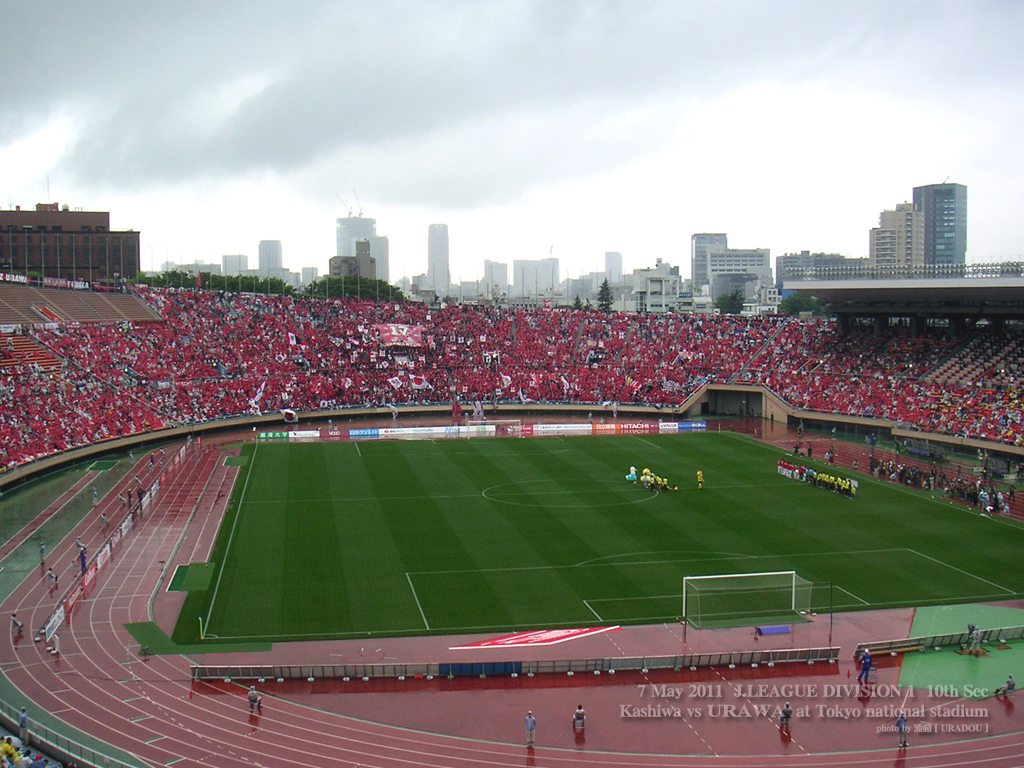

left=784, top=277, right=1024, bottom=317
left=783, top=261, right=1024, bottom=322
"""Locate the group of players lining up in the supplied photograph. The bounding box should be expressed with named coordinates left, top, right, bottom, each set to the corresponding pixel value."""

left=777, top=460, right=857, bottom=498
left=804, top=467, right=856, bottom=497
left=625, top=466, right=694, bottom=492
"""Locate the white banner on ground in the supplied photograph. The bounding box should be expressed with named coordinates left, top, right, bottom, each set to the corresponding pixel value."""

left=45, top=605, right=65, bottom=642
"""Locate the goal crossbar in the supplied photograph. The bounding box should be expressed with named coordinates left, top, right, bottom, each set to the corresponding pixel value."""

left=682, top=571, right=810, bottom=628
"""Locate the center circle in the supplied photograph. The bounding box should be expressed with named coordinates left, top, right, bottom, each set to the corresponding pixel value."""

left=481, top=479, right=661, bottom=508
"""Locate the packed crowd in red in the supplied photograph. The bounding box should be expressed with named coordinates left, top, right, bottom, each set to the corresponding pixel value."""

left=1, top=286, right=1022, bottom=469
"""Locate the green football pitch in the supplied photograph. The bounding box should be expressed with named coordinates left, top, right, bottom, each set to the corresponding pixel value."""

left=173, top=432, right=1024, bottom=644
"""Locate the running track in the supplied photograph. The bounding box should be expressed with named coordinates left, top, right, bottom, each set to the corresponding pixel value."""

left=1, top=437, right=1023, bottom=768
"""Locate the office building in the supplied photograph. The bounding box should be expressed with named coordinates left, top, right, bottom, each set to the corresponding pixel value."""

left=626, top=259, right=682, bottom=314
left=707, top=247, right=772, bottom=300
left=691, top=233, right=728, bottom=290
left=222, top=254, right=249, bottom=275
left=913, top=183, right=967, bottom=266
left=604, top=252, right=623, bottom=284
left=427, top=224, right=450, bottom=295
left=869, top=202, right=924, bottom=269
left=513, top=257, right=559, bottom=298
left=258, top=240, right=283, bottom=276
left=0, top=203, right=140, bottom=284
left=336, top=216, right=390, bottom=282
left=329, top=240, right=376, bottom=281
left=301, top=267, right=319, bottom=286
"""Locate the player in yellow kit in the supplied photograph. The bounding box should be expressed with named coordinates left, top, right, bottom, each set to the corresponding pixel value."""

left=697, top=470, right=704, bottom=490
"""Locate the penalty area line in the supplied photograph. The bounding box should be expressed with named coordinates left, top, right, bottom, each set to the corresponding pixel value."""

left=406, top=573, right=431, bottom=630
left=906, top=548, right=1017, bottom=595
left=833, top=584, right=870, bottom=605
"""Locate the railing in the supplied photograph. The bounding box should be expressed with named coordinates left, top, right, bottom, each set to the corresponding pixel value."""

left=855, top=624, right=1024, bottom=658
left=191, top=646, right=839, bottom=682
left=784, top=262, right=1024, bottom=282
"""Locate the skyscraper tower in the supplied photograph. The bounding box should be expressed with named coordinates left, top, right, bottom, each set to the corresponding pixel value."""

left=258, top=240, right=282, bottom=276
left=604, top=252, right=623, bottom=284
left=912, top=183, right=967, bottom=266
left=427, top=224, right=449, bottom=295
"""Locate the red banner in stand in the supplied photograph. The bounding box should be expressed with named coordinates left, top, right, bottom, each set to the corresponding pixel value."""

left=449, top=626, right=620, bottom=650
left=373, top=324, right=425, bottom=347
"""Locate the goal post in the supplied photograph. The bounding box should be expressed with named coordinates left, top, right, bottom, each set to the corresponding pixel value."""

left=682, top=571, right=812, bottom=629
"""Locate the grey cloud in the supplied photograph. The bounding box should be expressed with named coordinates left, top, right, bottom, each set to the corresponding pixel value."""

left=3, top=1, right=1022, bottom=206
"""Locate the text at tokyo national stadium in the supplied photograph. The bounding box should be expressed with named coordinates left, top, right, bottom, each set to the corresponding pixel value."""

left=620, top=683, right=994, bottom=726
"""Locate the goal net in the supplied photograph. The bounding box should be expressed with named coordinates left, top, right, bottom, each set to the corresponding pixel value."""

left=467, top=418, right=522, bottom=437
left=682, top=571, right=812, bottom=629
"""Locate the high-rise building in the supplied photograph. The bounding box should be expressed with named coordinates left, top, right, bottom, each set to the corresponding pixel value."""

left=512, top=257, right=559, bottom=297
left=222, top=254, right=249, bottom=275
left=427, top=224, right=450, bottom=295
left=0, top=203, right=140, bottom=284
left=869, top=203, right=924, bottom=269
left=691, top=234, right=728, bottom=290
left=336, top=216, right=390, bottom=282
left=301, top=267, right=319, bottom=286
left=258, top=240, right=282, bottom=276
left=604, top=252, right=623, bottom=284
left=482, top=260, right=509, bottom=299
left=706, top=247, right=771, bottom=300
left=913, top=183, right=967, bottom=266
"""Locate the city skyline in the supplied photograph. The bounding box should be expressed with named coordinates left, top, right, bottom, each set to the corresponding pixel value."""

left=2, top=2, right=1023, bottom=283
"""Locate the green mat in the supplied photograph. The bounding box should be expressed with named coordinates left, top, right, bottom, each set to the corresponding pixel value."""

left=223, top=456, right=249, bottom=467
left=88, top=459, right=118, bottom=471
left=899, top=604, right=1024, bottom=700
left=124, top=622, right=270, bottom=656
left=167, top=563, right=215, bottom=592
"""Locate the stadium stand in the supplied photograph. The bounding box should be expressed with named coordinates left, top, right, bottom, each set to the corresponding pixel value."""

left=0, top=283, right=1022, bottom=473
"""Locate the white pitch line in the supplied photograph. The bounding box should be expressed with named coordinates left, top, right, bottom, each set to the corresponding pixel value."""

left=632, top=436, right=660, bottom=449
left=907, top=548, right=1017, bottom=594
left=205, top=442, right=258, bottom=629
left=834, top=584, right=870, bottom=605
left=354, top=441, right=362, bottom=457
left=582, top=600, right=604, bottom=621
left=406, top=573, right=430, bottom=630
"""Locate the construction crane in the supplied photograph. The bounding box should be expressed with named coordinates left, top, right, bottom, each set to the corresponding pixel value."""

left=335, top=193, right=353, bottom=218
left=352, top=190, right=363, bottom=217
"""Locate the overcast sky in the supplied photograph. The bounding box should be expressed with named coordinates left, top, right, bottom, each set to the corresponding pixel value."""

left=2, top=1, right=1023, bottom=283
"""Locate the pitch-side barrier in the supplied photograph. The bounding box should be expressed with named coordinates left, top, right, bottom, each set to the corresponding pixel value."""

left=257, top=420, right=708, bottom=442
left=855, top=624, right=1024, bottom=658
left=190, top=645, right=838, bottom=682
